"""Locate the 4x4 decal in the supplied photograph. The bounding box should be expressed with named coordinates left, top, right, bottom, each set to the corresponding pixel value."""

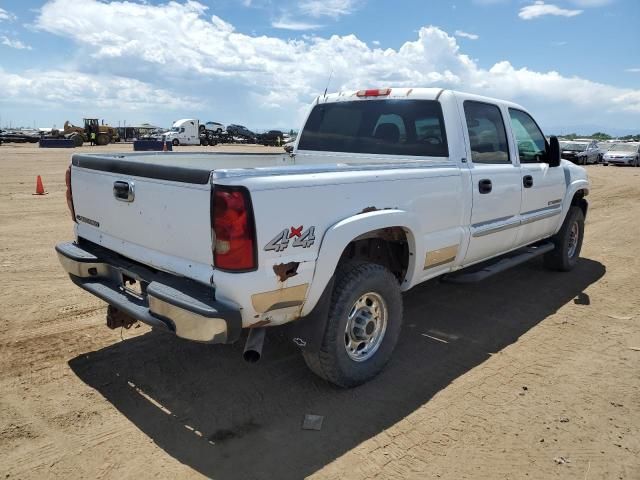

left=265, top=226, right=315, bottom=252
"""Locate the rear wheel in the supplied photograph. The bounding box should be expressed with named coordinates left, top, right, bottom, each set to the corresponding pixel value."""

left=70, top=133, right=84, bottom=147
left=544, top=206, right=584, bottom=272
left=200, top=138, right=209, bottom=146
left=302, top=262, right=403, bottom=388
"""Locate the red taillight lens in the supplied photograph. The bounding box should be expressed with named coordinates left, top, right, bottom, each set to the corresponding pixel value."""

left=65, top=165, right=76, bottom=223
left=356, top=88, right=391, bottom=97
left=212, top=186, right=256, bottom=271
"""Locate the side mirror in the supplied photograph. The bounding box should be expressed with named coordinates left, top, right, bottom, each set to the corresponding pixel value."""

left=548, top=136, right=561, bottom=167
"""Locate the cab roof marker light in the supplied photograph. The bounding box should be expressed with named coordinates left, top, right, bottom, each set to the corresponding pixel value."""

left=356, top=88, right=392, bottom=97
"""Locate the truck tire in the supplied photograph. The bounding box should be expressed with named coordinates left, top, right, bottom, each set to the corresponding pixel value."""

left=200, top=138, right=209, bottom=146
left=544, top=206, right=584, bottom=272
left=70, top=133, right=84, bottom=147
left=302, top=262, right=403, bottom=388
left=96, top=133, right=109, bottom=146
left=172, top=139, right=179, bottom=146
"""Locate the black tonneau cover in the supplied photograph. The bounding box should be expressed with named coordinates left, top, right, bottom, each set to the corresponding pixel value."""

left=71, top=152, right=287, bottom=184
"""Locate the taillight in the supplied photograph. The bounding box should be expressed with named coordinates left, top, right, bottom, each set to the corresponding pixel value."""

left=65, top=165, right=76, bottom=223
left=211, top=186, right=256, bottom=271
left=356, top=88, right=391, bottom=97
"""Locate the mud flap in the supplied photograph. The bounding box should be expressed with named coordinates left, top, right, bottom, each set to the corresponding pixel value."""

left=284, top=276, right=334, bottom=353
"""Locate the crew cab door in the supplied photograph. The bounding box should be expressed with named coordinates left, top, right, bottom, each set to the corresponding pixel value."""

left=507, top=108, right=566, bottom=247
left=459, top=99, right=522, bottom=266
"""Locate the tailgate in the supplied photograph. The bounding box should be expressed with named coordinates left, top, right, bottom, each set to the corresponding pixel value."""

left=71, top=155, right=213, bottom=284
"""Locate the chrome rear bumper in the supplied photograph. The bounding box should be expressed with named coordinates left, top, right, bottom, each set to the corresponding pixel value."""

left=55, top=241, right=241, bottom=344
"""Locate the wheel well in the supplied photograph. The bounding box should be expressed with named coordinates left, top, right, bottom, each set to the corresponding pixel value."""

left=337, top=227, right=409, bottom=283
left=571, top=189, right=588, bottom=218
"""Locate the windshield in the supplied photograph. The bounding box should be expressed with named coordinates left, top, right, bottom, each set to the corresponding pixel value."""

left=298, top=100, right=449, bottom=157
left=170, top=127, right=180, bottom=132
left=610, top=143, right=638, bottom=152
left=562, top=142, right=587, bottom=151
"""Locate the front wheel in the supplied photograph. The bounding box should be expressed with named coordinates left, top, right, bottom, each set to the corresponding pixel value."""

left=302, top=262, right=403, bottom=388
left=172, top=139, right=179, bottom=146
left=544, top=206, right=584, bottom=272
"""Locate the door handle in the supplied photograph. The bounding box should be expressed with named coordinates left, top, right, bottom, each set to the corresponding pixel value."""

left=113, top=181, right=135, bottom=202
left=523, top=175, right=534, bottom=188
left=478, top=179, right=492, bottom=194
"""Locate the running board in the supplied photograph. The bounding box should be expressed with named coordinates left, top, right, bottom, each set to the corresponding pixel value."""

left=443, top=242, right=555, bottom=284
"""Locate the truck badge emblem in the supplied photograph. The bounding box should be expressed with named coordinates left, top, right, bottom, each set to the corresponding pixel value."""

left=265, top=226, right=315, bottom=252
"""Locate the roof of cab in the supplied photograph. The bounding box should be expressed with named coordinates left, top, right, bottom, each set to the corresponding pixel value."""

left=319, top=87, right=527, bottom=111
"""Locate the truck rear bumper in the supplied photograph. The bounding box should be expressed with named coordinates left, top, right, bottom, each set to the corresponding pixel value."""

left=55, top=241, right=242, bottom=344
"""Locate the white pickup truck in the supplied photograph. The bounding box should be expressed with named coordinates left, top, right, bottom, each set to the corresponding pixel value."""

left=56, top=88, right=589, bottom=387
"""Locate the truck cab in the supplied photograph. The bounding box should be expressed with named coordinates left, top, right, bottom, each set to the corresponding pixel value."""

left=163, top=119, right=201, bottom=146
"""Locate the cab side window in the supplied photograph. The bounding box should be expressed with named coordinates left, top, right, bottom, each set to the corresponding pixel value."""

left=508, top=109, right=547, bottom=164
left=463, top=101, right=510, bottom=164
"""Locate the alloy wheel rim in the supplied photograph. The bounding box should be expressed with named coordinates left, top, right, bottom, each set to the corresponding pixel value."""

left=344, top=292, right=388, bottom=362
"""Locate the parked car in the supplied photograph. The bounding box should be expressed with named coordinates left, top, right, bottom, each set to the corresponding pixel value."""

left=226, top=124, right=256, bottom=142
left=602, top=142, right=640, bottom=166
left=283, top=140, right=295, bottom=153
left=257, top=130, right=284, bottom=146
left=559, top=140, right=599, bottom=165
left=56, top=87, right=589, bottom=387
left=204, top=122, right=226, bottom=134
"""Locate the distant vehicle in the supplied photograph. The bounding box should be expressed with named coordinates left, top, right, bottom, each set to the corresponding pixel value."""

left=559, top=140, right=599, bottom=165
left=283, top=140, right=294, bottom=153
left=204, top=122, right=226, bottom=134
left=226, top=124, right=256, bottom=142
left=163, top=119, right=201, bottom=146
left=603, top=143, right=640, bottom=166
left=257, top=130, right=284, bottom=146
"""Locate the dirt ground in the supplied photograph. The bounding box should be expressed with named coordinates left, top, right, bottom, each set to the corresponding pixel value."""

left=0, top=142, right=638, bottom=480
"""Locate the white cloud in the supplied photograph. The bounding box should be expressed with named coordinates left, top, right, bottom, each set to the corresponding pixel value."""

left=1, top=36, right=31, bottom=50
left=272, top=17, right=322, bottom=30
left=455, top=30, right=479, bottom=40
left=519, top=1, right=583, bottom=19
left=22, top=0, right=640, bottom=123
left=0, top=7, right=17, bottom=22
left=625, top=68, right=640, bottom=73
left=371, top=40, right=380, bottom=46
left=299, top=0, right=360, bottom=18
left=0, top=68, right=197, bottom=110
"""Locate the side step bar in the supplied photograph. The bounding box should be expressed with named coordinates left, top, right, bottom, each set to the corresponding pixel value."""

left=443, top=242, right=555, bottom=284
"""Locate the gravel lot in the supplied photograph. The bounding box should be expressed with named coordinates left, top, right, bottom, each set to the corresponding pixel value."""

left=1, top=143, right=638, bottom=479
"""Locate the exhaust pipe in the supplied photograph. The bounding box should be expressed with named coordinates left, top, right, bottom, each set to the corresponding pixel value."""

left=243, top=327, right=266, bottom=363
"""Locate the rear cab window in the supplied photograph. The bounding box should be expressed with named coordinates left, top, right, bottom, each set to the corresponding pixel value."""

left=463, top=101, right=510, bottom=164
left=297, top=99, right=449, bottom=157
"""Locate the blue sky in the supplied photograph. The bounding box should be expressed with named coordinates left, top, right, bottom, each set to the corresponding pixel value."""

left=0, top=0, right=638, bottom=133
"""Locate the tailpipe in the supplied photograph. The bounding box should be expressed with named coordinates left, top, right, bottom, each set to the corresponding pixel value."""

left=243, top=327, right=266, bottom=363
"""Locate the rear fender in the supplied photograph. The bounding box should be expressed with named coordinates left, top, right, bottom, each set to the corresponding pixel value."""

left=300, top=209, right=419, bottom=317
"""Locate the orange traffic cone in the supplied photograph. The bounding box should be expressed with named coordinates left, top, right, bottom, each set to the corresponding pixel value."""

left=33, top=175, right=48, bottom=195
left=162, top=140, right=167, bottom=152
